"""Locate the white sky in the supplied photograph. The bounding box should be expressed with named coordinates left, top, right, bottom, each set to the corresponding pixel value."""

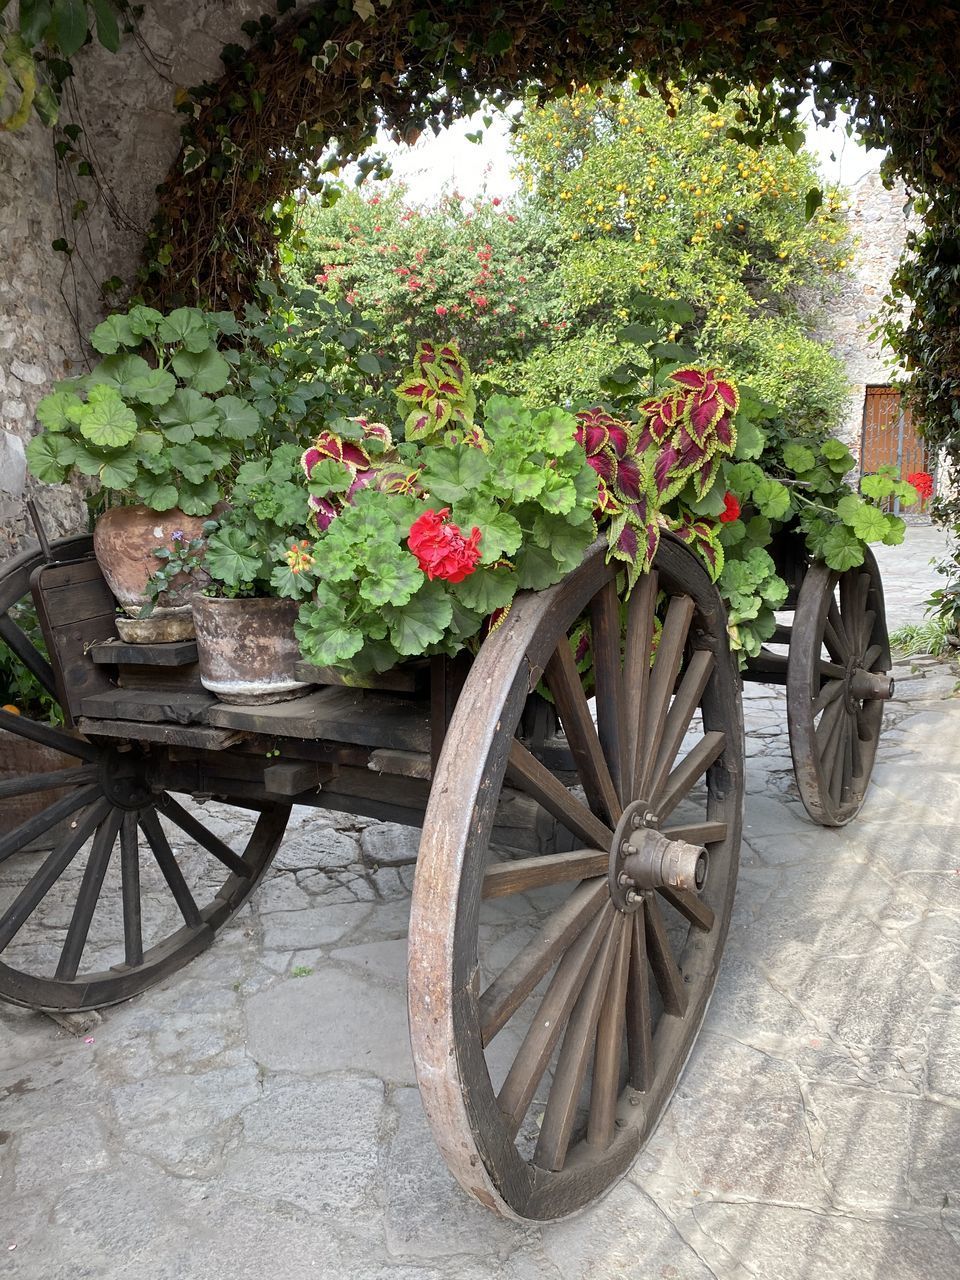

left=374, top=102, right=886, bottom=204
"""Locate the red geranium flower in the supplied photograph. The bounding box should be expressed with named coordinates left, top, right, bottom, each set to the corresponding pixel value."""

left=407, top=509, right=482, bottom=583
left=719, top=492, right=741, bottom=523
left=907, top=471, right=934, bottom=499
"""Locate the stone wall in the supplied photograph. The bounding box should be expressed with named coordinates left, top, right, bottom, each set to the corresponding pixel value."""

left=815, top=171, right=916, bottom=455
left=0, top=2, right=262, bottom=558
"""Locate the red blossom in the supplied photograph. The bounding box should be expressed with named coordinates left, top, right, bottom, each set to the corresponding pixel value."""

left=407, top=509, right=482, bottom=583
left=435, top=304, right=448, bottom=316
left=492, top=197, right=502, bottom=206
left=475, top=296, right=488, bottom=308
left=719, top=492, right=741, bottom=523
left=907, top=470, right=934, bottom=499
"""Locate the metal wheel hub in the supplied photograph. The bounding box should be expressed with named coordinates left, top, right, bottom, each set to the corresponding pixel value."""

left=607, top=797, right=709, bottom=913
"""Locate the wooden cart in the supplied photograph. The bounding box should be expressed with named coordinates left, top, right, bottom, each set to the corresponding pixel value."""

left=0, top=529, right=892, bottom=1220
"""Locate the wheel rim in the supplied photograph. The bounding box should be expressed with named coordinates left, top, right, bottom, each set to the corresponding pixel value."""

left=0, top=539, right=289, bottom=1011
left=787, top=548, right=891, bottom=827
left=408, top=538, right=744, bottom=1221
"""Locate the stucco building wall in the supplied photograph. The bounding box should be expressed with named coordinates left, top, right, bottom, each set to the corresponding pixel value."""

left=815, top=171, right=916, bottom=456
left=0, top=3, right=261, bottom=555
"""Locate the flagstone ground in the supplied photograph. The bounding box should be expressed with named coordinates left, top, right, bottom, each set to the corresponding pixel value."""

left=1, top=523, right=957, bottom=1280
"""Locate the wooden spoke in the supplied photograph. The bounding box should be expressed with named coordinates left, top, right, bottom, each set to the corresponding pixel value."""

left=862, top=643, right=883, bottom=671
left=819, top=659, right=847, bottom=680
left=858, top=610, right=876, bottom=655
left=818, top=698, right=846, bottom=785
left=636, top=594, right=695, bottom=799
left=644, top=896, right=687, bottom=1017
left=825, top=596, right=849, bottom=661
left=479, top=878, right=607, bottom=1044
left=0, top=707, right=97, bottom=760
left=544, top=637, right=621, bottom=825
left=138, top=808, right=203, bottom=930
left=590, top=579, right=628, bottom=802
left=0, top=797, right=110, bottom=953
left=814, top=696, right=845, bottom=756
left=623, top=572, right=658, bottom=790
left=849, top=711, right=864, bottom=779
left=158, top=793, right=250, bottom=877
left=658, top=886, right=715, bottom=932
left=660, top=820, right=727, bottom=845
left=655, top=730, right=726, bottom=823
left=646, top=649, right=715, bottom=802
left=0, top=783, right=102, bottom=864
left=828, top=712, right=848, bottom=804
left=55, top=807, right=123, bottom=982
left=506, top=740, right=613, bottom=851
left=0, top=613, right=57, bottom=699
left=587, top=918, right=632, bottom=1149
left=482, top=849, right=606, bottom=900
left=534, top=918, right=621, bottom=1170
left=120, top=810, right=143, bottom=968
left=0, top=765, right=96, bottom=800
left=811, top=678, right=844, bottom=718
left=497, top=903, right=612, bottom=1134
left=626, top=909, right=654, bottom=1091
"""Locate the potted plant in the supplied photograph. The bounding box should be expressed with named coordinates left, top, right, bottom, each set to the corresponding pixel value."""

left=24, top=304, right=262, bottom=637
left=189, top=443, right=318, bottom=704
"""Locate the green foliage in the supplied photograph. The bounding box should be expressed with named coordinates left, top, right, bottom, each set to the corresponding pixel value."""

left=889, top=619, right=956, bottom=658
left=926, top=544, right=960, bottom=638
left=1, top=1, right=128, bottom=131
left=25, top=285, right=388, bottom=516
left=0, top=602, right=62, bottom=723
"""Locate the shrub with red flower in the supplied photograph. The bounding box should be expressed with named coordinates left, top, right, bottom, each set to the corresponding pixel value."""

left=719, top=491, right=741, bottom=522
left=907, top=471, right=934, bottom=499
left=407, top=508, right=482, bottom=583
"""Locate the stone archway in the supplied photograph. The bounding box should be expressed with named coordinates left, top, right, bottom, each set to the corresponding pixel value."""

left=3, top=2, right=960, bottom=547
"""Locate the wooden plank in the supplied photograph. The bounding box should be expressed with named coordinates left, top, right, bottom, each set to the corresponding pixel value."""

left=482, top=848, right=607, bottom=899
left=293, top=659, right=428, bottom=693
left=30, top=558, right=119, bottom=726
left=77, top=717, right=243, bottom=750
left=367, top=748, right=432, bottom=780
left=80, top=688, right=214, bottom=725
left=116, top=664, right=205, bottom=692
left=626, top=907, right=654, bottom=1090
left=87, top=639, right=198, bottom=666
left=207, top=685, right=432, bottom=751
left=262, top=761, right=331, bottom=795
left=590, top=579, right=627, bottom=803
left=31, top=558, right=117, bottom=627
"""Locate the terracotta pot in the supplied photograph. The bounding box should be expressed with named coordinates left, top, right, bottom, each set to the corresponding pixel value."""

left=0, top=725, right=75, bottom=852
left=93, top=505, right=209, bottom=619
left=191, top=596, right=314, bottom=705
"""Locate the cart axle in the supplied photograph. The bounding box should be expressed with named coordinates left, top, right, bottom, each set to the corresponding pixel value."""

left=608, top=797, right=709, bottom=910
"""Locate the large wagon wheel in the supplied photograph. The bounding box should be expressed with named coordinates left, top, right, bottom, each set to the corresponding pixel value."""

left=786, top=547, right=893, bottom=827
left=0, top=537, right=288, bottom=1012
left=408, top=537, right=744, bottom=1220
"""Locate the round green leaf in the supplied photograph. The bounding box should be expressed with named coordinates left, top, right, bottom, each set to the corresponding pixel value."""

left=135, top=475, right=179, bottom=511
left=77, top=386, right=139, bottom=448
left=215, top=394, right=261, bottom=440
left=157, top=388, right=220, bottom=442
left=90, top=313, right=138, bottom=354
left=25, top=432, right=74, bottom=483
left=35, top=389, right=83, bottom=432
left=99, top=456, right=139, bottom=490
left=157, top=308, right=209, bottom=353
left=172, top=348, right=231, bottom=393
left=88, top=353, right=153, bottom=398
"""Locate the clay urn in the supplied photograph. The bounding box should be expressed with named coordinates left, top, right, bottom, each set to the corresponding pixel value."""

left=92, top=505, right=209, bottom=616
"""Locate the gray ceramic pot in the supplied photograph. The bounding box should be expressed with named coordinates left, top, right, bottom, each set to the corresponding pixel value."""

left=191, top=595, right=313, bottom=705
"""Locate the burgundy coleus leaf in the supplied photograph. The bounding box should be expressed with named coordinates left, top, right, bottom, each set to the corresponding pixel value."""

left=437, top=344, right=465, bottom=386
left=686, top=389, right=725, bottom=445
left=587, top=449, right=617, bottom=484
left=696, top=538, right=720, bottom=576
left=677, top=426, right=709, bottom=473
left=693, top=456, right=719, bottom=501
left=605, top=421, right=630, bottom=458
left=396, top=380, right=430, bottom=402
left=653, top=444, right=683, bottom=497
left=614, top=455, right=643, bottom=502
left=308, top=495, right=338, bottom=531
left=713, top=413, right=736, bottom=452
left=594, top=475, right=622, bottom=517
left=669, top=367, right=710, bottom=393
left=434, top=380, right=462, bottom=396
left=643, top=521, right=660, bottom=571
left=574, top=629, right=591, bottom=665
left=714, top=376, right=739, bottom=414
left=575, top=420, right=611, bottom=456
left=614, top=519, right=640, bottom=562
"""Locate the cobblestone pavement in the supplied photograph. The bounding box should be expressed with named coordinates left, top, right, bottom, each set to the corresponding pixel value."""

left=1, top=526, right=958, bottom=1280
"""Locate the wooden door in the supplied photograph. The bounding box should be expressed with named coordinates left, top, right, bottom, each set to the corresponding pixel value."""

left=860, top=385, right=934, bottom=513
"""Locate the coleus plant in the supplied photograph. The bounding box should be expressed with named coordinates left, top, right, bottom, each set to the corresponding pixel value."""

left=393, top=339, right=480, bottom=442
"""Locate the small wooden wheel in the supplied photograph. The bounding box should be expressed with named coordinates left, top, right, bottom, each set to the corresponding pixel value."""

left=787, top=547, right=892, bottom=827
left=0, top=538, right=289, bottom=1012
left=408, top=537, right=744, bottom=1221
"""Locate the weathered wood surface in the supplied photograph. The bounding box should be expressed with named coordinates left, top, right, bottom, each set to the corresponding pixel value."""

left=30, top=557, right=118, bottom=727
left=207, top=685, right=432, bottom=751
left=80, top=688, right=214, bottom=725
left=88, top=639, right=198, bottom=666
